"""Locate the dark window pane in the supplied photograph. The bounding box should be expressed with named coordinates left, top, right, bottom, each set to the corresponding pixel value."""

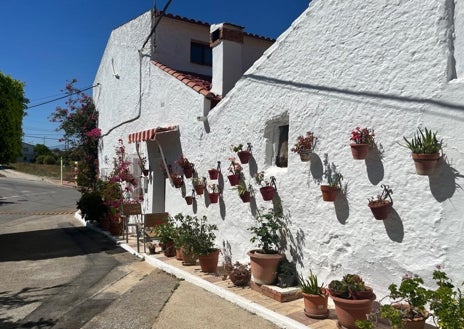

left=276, top=125, right=289, bottom=167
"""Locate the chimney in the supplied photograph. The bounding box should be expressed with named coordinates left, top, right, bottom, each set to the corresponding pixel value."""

left=210, top=23, right=244, bottom=97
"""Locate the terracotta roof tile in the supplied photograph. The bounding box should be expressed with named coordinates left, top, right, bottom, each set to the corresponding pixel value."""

left=151, top=60, right=221, bottom=101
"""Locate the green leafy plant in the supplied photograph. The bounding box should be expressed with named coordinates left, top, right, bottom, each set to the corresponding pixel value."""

left=299, top=270, right=325, bottom=296
left=231, top=142, right=252, bottom=153
left=328, top=274, right=374, bottom=300
left=428, top=267, right=464, bottom=329
left=248, top=207, right=284, bottom=254
left=171, top=214, right=217, bottom=257
left=355, top=319, right=375, bottom=329
left=322, top=154, right=343, bottom=187
left=233, top=180, right=254, bottom=196
left=76, top=190, right=107, bottom=222
left=254, top=171, right=276, bottom=187
left=402, top=127, right=443, bottom=154
left=153, top=217, right=176, bottom=246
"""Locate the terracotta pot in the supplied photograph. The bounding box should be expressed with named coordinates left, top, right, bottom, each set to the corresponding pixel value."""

left=392, top=304, right=429, bottom=329
left=302, top=290, right=329, bottom=319
left=247, top=250, right=284, bottom=285
left=237, top=150, right=251, bottom=164
left=412, top=152, right=440, bottom=175
left=331, top=294, right=376, bottom=329
left=320, top=185, right=339, bottom=202
left=350, top=143, right=370, bottom=160
left=208, top=169, right=219, bottom=180
left=181, top=248, right=197, bottom=266
left=259, top=186, right=275, bottom=201
left=299, top=150, right=312, bottom=162
left=227, top=173, right=240, bottom=186
left=208, top=192, right=220, bottom=204
left=185, top=196, right=194, bottom=205
left=183, top=167, right=194, bottom=178
left=194, top=184, right=205, bottom=195
left=368, top=201, right=391, bottom=220
left=109, top=220, right=123, bottom=236
left=175, top=248, right=183, bottom=260
left=172, top=177, right=183, bottom=188
left=198, top=249, right=220, bottom=273
left=239, top=191, right=251, bottom=203
left=163, top=241, right=176, bottom=257
left=229, top=270, right=251, bottom=287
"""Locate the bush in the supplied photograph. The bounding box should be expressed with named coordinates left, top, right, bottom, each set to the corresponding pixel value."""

left=43, top=155, right=56, bottom=165
left=77, top=191, right=107, bottom=222
left=35, top=155, right=45, bottom=164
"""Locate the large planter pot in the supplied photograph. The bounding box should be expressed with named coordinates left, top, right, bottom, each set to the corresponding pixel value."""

left=175, top=248, right=183, bottom=260
left=239, top=191, right=251, bottom=203
left=350, top=143, right=370, bottom=160
left=181, top=248, right=197, bottom=266
left=109, top=220, right=123, bottom=236
left=299, top=150, right=312, bottom=162
left=183, top=167, right=194, bottom=178
left=247, top=250, right=284, bottom=285
left=331, top=294, right=376, bottom=329
left=194, top=184, right=205, bottom=195
left=368, top=201, right=391, bottom=220
left=208, top=192, right=220, bottom=204
left=237, top=150, right=251, bottom=164
left=208, top=169, right=219, bottom=180
left=411, top=152, right=440, bottom=175
left=227, top=173, right=240, bottom=186
left=259, top=186, right=275, bottom=201
left=198, top=249, right=220, bottom=273
left=302, top=290, right=329, bottom=319
left=320, top=185, right=339, bottom=202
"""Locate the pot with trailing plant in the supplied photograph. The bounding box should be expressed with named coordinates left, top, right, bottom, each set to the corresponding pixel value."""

left=225, top=261, right=252, bottom=287
left=176, top=155, right=195, bottom=179
left=401, top=127, right=443, bottom=175
left=328, top=274, right=376, bottom=329
left=208, top=161, right=221, bottom=180
left=233, top=180, right=254, bottom=203
left=247, top=207, right=285, bottom=285
left=231, top=142, right=252, bottom=164
left=153, top=218, right=176, bottom=257
left=192, top=177, right=206, bottom=195
left=320, top=154, right=343, bottom=202
left=254, top=171, right=277, bottom=201
left=207, top=184, right=221, bottom=204
left=350, top=127, right=375, bottom=160
left=380, top=272, right=430, bottom=329
left=227, top=157, right=242, bottom=186
left=368, top=184, right=393, bottom=220
left=291, top=131, right=317, bottom=162
left=299, top=270, right=329, bottom=319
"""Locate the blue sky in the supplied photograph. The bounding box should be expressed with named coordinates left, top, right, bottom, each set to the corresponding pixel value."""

left=1, top=0, right=309, bottom=148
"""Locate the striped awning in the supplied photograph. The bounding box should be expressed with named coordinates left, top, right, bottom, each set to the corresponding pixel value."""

left=128, top=126, right=178, bottom=143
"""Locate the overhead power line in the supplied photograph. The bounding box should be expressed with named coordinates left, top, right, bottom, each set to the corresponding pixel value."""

left=26, top=83, right=100, bottom=109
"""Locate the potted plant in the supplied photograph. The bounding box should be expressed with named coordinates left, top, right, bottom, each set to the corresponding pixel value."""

left=192, top=177, right=206, bottom=195
left=291, top=131, right=317, bottom=162
left=227, top=157, right=243, bottom=186
left=299, top=270, right=329, bottom=319
left=192, top=216, right=219, bottom=273
left=402, top=127, right=443, bottom=175
left=368, top=184, right=393, bottom=220
left=171, top=213, right=199, bottom=266
left=350, top=127, right=375, bottom=160
left=380, top=272, right=430, bottom=329
left=233, top=180, right=254, bottom=203
left=320, top=154, right=343, bottom=202
left=277, top=258, right=298, bottom=288
left=224, top=261, right=251, bottom=287
left=231, top=142, right=252, bottom=164
left=428, top=266, right=464, bottom=328
left=176, top=155, right=195, bottom=178
left=328, top=274, right=376, bottom=329
left=208, top=161, right=221, bottom=180
left=254, top=171, right=277, bottom=201
left=208, top=184, right=221, bottom=204
left=153, top=218, right=176, bottom=257
left=170, top=171, right=183, bottom=188
left=185, top=189, right=195, bottom=205
left=247, top=207, right=285, bottom=285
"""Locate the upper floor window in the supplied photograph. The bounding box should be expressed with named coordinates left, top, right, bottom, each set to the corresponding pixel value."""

left=190, top=41, right=212, bottom=66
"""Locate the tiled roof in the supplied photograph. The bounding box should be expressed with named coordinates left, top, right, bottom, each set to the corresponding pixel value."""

left=151, top=60, right=221, bottom=101
left=155, top=11, right=275, bottom=42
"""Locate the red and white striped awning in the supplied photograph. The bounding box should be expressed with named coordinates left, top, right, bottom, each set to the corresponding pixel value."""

left=128, top=126, right=178, bottom=143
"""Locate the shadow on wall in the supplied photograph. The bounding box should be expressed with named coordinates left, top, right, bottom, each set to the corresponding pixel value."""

left=429, top=157, right=463, bottom=202
left=334, top=185, right=349, bottom=225
left=365, top=144, right=385, bottom=185
left=382, top=208, right=404, bottom=243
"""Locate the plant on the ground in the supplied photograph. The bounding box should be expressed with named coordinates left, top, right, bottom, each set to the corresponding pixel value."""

left=172, top=214, right=217, bottom=257
left=291, top=131, right=317, bottom=154
left=249, top=207, right=284, bottom=254
left=153, top=217, right=176, bottom=246
left=350, top=127, right=375, bottom=146
left=299, top=270, right=325, bottom=296
left=401, top=127, right=443, bottom=154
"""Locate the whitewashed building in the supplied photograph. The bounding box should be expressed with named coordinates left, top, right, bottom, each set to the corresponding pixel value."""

left=95, top=1, right=464, bottom=298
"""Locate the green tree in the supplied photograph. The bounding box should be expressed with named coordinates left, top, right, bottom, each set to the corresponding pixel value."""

left=0, top=72, right=29, bottom=164
left=34, top=144, right=53, bottom=158
left=49, top=79, right=99, bottom=191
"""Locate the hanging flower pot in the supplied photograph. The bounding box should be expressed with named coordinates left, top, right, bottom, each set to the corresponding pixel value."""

left=350, top=143, right=370, bottom=160
left=237, top=150, right=251, bottom=164
left=208, top=168, right=219, bottom=180
left=183, top=167, right=194, bottom=178
left=239, top=191, right=251, bottom=203
left=227, top=173, right=240, bottom=186
left=208, top=192, right=220, bottom=204
left=171, top=175, right=183, bottom=188
left=185, top=196, right=194, bottom=205
left=320, top=185, right=339, bottom=202
left=291, top=132, right=317, bottom=162
left=369, top=201, right=391, bottom=220
left=411, top=153, right=440, bottom=175
left=259, top=186, right=275, bottom=201
left=194, top=184, right=205, bottom=195
left=299, top=149, right=312, bottom=162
